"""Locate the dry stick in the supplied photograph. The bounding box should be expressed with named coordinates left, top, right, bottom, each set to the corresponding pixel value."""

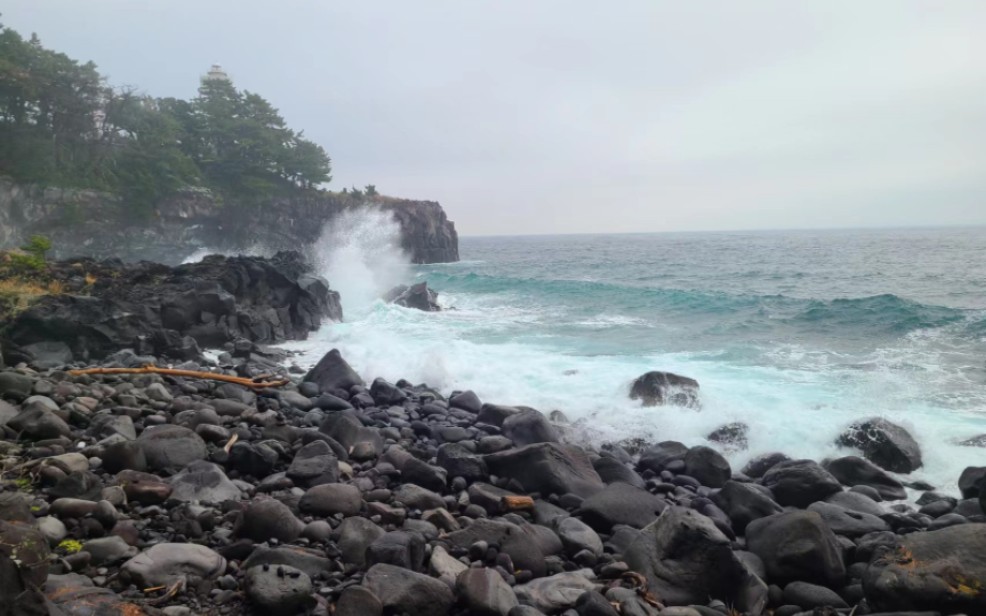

left=67, top=365, right=289, bottom=390
left=500, top=495, right=535, bottom=512
left=223, top=433, right=239, bottom=453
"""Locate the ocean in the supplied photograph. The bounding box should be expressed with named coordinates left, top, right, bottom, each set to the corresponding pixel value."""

left=283, top=214, right=986, bottom=497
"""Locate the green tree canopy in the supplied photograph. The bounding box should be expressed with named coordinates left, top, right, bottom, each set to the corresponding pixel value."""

left=0, top=19, right=332, bottom=215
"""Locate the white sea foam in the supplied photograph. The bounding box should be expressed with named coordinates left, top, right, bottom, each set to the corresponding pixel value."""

left=279, top=229, right=986, bottom=500
left=311, top=209, right=410, bottom=318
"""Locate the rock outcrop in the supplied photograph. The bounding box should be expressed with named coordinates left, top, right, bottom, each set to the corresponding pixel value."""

left=1, top=251, right=340, bottom=365
left=0, top=177, right=459, bottom=265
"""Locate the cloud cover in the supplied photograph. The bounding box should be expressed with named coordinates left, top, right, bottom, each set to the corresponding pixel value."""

left=3, top=1, right=984, bottom=234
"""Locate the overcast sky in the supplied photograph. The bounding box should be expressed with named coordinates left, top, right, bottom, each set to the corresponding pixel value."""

left=4, top=1, right=985, bottom=235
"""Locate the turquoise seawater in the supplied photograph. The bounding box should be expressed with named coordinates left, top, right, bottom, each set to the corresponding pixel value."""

left=287, top=224, right=986, bottom=496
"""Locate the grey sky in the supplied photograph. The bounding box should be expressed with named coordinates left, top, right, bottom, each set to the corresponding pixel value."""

left=4, top=1, right=985, bottom=235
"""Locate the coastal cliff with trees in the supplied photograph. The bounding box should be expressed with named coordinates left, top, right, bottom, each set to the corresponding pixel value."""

left=0, top=20, right=458, bottom=264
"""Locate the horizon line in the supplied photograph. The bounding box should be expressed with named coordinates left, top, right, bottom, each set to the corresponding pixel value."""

left=458, top=222, right=986, bottom=239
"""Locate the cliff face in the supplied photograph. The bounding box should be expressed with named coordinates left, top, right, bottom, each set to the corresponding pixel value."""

left=0, top=179, right=459, bottom=265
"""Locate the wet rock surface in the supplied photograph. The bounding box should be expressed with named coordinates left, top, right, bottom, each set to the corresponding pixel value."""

left=0, top=342, right=978, bottom=615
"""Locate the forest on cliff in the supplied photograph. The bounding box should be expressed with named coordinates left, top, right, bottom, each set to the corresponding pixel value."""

left=0, top=19, right=333, bottom=215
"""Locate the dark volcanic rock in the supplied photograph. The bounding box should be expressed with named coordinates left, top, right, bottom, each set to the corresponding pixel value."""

left=629, top=371, right=699, bottom=407
left=707, top=421, right=749, bottom=450
left=4, top=252, right=339, bottom=363
left=683, top=445, right=731, bottom=488
left=245, top=564, right=313, bottom=616
left=456, top=567, right=518, bottom=616
left=136, top=424, right=207, bottom=472
left=304, top=348, right=364, bottom=392
left=638, top=441, right=689, bottom=473
left=712, top=480, right=784, bottom=533
left=238, top=499, right=305, bottom=543
left=362, top=563, right=454, bottom=616
left=837, top=417, right=923, bottom=473
left=579, top=482, right=667, bottom=531
left=746, top=510, right=846, bottom=586
left=386, top=282, right=441, bottom=312
left=864, top=523, right=986, bottom=612
left=624, top=507, right=767, bottom=612
left=485, top=442, right=604, bottom=498
left=761, top=459, right=842, bottom=508
left=958, top=466, right=986, bottom=499
left=501, top=408, right=559, bottom=446
left=742, top=452, right=790, bottom=478
left=824, top=455, right=907, bottom=501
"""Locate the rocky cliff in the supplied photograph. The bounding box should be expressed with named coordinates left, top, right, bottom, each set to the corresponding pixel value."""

left=0, top=178, right=459, bottom=265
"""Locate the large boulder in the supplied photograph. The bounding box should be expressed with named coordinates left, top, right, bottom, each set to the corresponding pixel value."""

left=837, top=417, right=922, bottom=473
left=136, top=425, right=207, bottom=472
left=629, top=371, right=699, bottom=407
left=761, top=459, right=842, bottom=507
left=245, top=564, right=313, bottom=616
left=168, top=461, right=241, bottom=503
left=637, top=441, right=689, bottom=473
left=864, top=523, right=986, bottom=612
left=501, top=408, right=559, bottom=446
left=745, top=511, right=846, bottom=586
left=513, top=570, right=599, bottom=614
left=304, top=348, right=364, bottom=392
left=121, top=543, right=225, bottom=587
left=237, top=499, right=305, bottom=543
left=683, top=445, right=731, bottom=488
left=455, top=567, right=518, bottom=616
left=484, top=442, right=604, bottom=499
left=362, top=563, right=453, bottom=616
left=711, top=480, right=784, bottom=533
left=824, top=455, right=907, bottom=501
left=578, top=482, right=667, bottom=531
left=624, top=507, right=767, bottom=611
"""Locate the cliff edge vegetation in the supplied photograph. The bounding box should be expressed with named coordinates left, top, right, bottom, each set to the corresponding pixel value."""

left=0, top=19, right=331, bottom=215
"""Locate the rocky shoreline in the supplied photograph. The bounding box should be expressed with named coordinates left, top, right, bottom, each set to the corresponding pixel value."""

left=0, top=343, right=982, bottom=616
left=0, top=255, right=983, bottom=616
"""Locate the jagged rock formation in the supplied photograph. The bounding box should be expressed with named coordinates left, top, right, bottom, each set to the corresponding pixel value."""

left=0, top=251, right=340, bottom=365
left=0, top=178, right=459, bottom=265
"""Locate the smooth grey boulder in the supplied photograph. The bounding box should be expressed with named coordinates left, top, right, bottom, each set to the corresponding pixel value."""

left=683, top=445, right=731, bottom=488
left=245, top=564, right=313, bottom=616
left=638, top=441, right=689, bottom=473
left=624, top=507, right=767, bottom=612
left=484, top=442, right=604, bottom=499
left=121, top=543, right=226, bottom=587
left=298, top=483, right=361, bottom=517
left=824, top=455, right=907, bottom=500
left=136, top=424, right=207, bottom=472
left=746, top=510, right=845, bottom=586
left=237, top=499, right=305, bottom=542
left=337, top=517, right=386, bottom=567
left=362, top=563, right=454, bottom=616
left=514, top=570, right=599, bottom=613
left=807, top=501, right=890, bottom=538
left=761, top=459, right=842, bottom=508
left=502, top=408, right=559, bottom=446
left=456, top=567, right=519, bottom=616
left=169, top=460, right=241, bottom=503
left=578, top=482, right=666, bottom=531
left=712, top=480, right=784, bottom=533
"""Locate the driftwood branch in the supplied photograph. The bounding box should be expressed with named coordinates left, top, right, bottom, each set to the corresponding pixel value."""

left=500, top=495, right=535, bottom=512
left=67, top=365, right=289, bottom=390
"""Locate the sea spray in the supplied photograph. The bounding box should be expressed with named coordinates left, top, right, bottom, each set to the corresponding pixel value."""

left=311, top=209, right=410, bottom=318
left=282, top=228, right=986, bottom=498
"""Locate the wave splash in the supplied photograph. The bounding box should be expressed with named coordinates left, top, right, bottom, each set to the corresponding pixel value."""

left=311, top=209, right=410, bottom=318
